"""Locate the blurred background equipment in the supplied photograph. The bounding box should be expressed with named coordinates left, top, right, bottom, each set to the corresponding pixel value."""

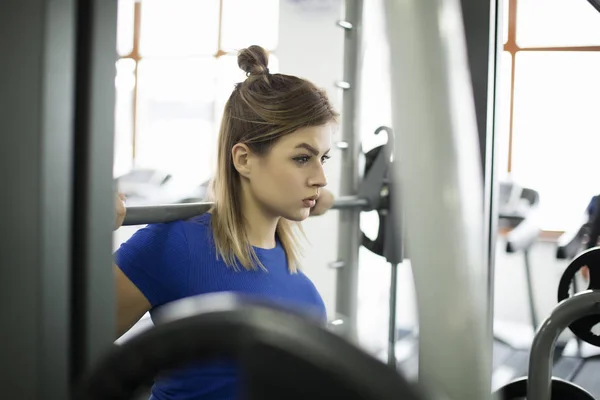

left=116, top=168, right=210, bottom=205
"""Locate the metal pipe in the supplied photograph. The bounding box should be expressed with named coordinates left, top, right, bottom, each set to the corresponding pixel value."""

left=528, top=290, right=600, bottom=400
left=523, top=250, right=539, bottom=331
left=123, top=195, right=369, bottom=226
left=384, top=0, right=491, bottom=399
left=334, top=0, right=364, bottom=342
left=387, top=262, right=399, bottom=367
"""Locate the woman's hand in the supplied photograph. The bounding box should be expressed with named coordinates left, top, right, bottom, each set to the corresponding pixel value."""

left=114, top=192, right=127, bottom=230
left=310, top=189, right=335, bottom=216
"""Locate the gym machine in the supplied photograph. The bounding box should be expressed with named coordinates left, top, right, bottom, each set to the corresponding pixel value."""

left=79, top=293, right=426, bottom=400
left=522, top=198, right=600, bottom=397
left=2, top=0, right=499, bottom=399
left=494, top=246, right=600, bottom=399
left=555, top=194, right=600, bottom=360
left=555, top=247, right=600, bottom=397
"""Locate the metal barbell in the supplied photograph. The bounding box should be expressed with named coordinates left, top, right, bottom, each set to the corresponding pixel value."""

left=123, top=195, right=371, bottom=226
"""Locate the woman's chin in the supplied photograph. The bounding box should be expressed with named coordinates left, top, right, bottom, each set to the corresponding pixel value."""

left=281, top=207, right=311, bottom=222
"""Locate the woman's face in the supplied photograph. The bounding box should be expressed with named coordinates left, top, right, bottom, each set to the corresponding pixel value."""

left=247, top=124, right=333, bottom=221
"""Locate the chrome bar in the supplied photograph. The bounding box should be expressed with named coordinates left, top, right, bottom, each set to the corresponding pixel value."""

left=528, top=290, right=600, bottom=400
left=384, top=0, right=491, bottom=399
left=334, top=0, right=364, bottom=342
left=387, top=262, right=399, bottom=367
left=123, top=195, right=369, bottom=226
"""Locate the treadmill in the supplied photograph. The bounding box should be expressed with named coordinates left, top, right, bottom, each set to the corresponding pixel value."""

left=492, top=181, right=544, bottom=388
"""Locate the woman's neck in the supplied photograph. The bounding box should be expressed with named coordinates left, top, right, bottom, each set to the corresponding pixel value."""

left=240, top=186, right=279, bottom=249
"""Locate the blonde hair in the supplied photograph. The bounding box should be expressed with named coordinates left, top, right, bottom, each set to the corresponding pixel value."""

left=209, top=45, right=338, bottom=272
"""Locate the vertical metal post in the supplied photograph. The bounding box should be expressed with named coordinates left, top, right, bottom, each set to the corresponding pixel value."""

left=71, top=0, right=118, bottom=380
left=523, top=250, right=539, bottom=330
left=461, top=0, right=500, bottom=371
left=0, top=0, right=76, bottom=398
left=571, top=279, right=584, bottom=357
left=334, top=0, right=364, bottom=340
left=384, top=0, right=492, bottom=399
left=387, top=262, right=399, bottom=367
left=385, top=167, right=404, bottom=368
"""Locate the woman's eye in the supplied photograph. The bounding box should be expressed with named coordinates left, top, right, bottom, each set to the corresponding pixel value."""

left=321, top=155, right=331, bottom=164
left=294, top=156, right=311, bottom=164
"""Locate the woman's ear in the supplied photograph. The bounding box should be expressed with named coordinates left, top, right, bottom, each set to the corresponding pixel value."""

left=232, top=143, right=252, bottom=177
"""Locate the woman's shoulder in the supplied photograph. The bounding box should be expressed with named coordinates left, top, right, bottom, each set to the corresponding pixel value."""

left=186, top=211, right=212, bottom=227
left=131, top=212, right=213, bottom=244
left=178, top=212, right=215, bottom=247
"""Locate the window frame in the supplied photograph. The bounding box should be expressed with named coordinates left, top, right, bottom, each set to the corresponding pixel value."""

left=504, top=0, right=600, bottom=172
left=503, top=0, right=600, bottom=236
left=117, top=0, right=278, bottom=164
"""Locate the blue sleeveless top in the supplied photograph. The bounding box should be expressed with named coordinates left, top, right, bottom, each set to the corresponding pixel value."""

left=114, top=213, right=327, bottom=400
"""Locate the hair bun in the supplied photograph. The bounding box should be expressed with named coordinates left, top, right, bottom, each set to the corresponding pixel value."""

left=238, top=45, right=270, bottom=76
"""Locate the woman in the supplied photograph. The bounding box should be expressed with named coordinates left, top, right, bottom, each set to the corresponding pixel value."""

left=113, top=45, right=338, bottom=400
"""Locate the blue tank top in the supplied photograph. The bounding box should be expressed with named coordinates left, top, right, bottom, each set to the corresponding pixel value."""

left=114, top=213, right=327, bottom=400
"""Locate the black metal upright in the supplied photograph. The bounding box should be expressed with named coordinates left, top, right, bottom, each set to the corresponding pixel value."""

left=70, top=0, right=118, bottom=385
left=460, top=0, right=501, bottom=366
left=0, top=0, right=117, bottom=398
left=0, top=0, right=78, bottom=397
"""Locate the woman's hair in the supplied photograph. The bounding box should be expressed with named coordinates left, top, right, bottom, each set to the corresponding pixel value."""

left=210, top=45, right=338, bottom=272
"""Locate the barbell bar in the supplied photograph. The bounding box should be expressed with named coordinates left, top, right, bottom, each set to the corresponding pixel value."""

left=123, top=195, right=371, bottom=226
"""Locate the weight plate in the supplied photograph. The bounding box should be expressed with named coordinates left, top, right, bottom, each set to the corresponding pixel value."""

left=557, top=246, right=600, bottom=347
left=360, top=144, right=386, bottom=257
left=495, top=376, right=595, bottom=400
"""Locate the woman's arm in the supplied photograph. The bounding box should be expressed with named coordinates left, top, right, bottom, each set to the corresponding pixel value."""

left=113, top=194, right=151, bottom=337
left=114, top=264, right=152, bottom=338
left=112, top=193, right=190, bottom=339
left=113, top=193, right=153, bottom=338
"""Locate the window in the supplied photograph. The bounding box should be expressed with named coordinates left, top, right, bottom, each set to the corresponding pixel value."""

left=113, top=0, right=280, bottom=183
left=139, top=0, right=220, bottom=57
left=135, top=57, right=217, bottom=182
left=511, top=51, right=600, bottom=230
left=501, top=0, right=600, bottom=231
left=113, top=59, right=136, bottom=177
left=516, top=0, right=600, bottom=48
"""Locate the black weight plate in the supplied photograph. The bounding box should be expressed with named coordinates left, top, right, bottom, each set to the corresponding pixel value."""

left=79, top=296, right=424, bottom=400
left=360, top=144, right=386, bottom=257
left=495, top=376, right=595, bottom=400
left=557, top=246, right=600, bottom=347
